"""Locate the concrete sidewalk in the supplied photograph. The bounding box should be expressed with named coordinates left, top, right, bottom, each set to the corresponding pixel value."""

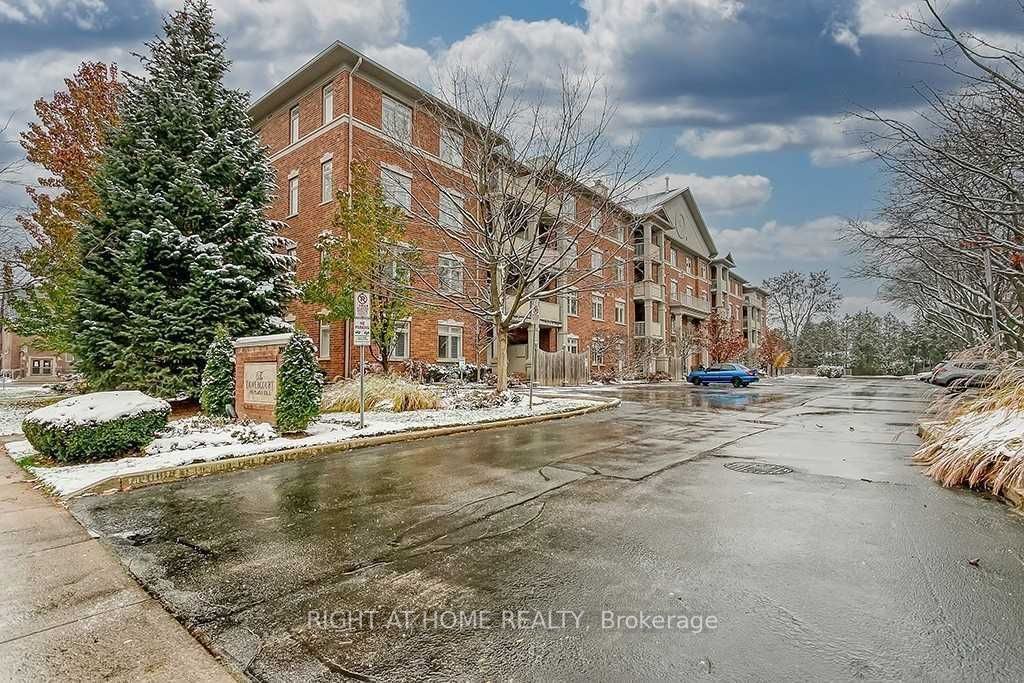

left=0, top=448, right=233, bottom=681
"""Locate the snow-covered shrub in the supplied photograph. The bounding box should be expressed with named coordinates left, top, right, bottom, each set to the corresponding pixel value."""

left=443, top=388, right=522, bottom=410
left=322, top=376, right=441, bottom=413
left=43, top=373, right=90, bottom=395
left=200, top=327, right=235, bottom=417
left=145, top=416, right=276, bottom=454
left=815, top=365, right=845, bottom=378
left=22, top=391, right=171, bottom=463
left=276, top=334, right=324, bottom=433
left=400, top=360, right=487, bottom=383
left=645, top=370, right=671, bottom=383
left=591, top=368, right=619, bottom=384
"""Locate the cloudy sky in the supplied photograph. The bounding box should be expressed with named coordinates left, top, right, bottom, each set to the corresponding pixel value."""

left=0, top=0, right=1014, bottom=313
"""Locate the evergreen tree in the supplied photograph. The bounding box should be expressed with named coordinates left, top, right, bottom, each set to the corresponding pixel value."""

left=276, top=334, right=323, bottom=433
left=74, top=0, right=295, bottom=397
left=200, top=327, right=234, bottom=417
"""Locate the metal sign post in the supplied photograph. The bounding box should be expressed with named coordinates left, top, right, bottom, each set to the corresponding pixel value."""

left=354, top=291, right=371, bottom=429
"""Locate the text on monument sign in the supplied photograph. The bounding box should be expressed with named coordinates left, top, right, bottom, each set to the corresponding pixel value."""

left=243, top=362, right=278, bottom=405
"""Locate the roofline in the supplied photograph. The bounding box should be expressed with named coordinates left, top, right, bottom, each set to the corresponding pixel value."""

left=248, top=40, right=484, bottom=135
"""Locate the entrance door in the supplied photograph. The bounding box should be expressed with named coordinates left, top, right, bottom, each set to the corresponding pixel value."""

left=30, top=358, right=53, bottom=376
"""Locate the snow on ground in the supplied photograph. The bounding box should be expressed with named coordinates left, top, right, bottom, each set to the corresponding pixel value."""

left=7, top=395, right=602, bottom=496
left=0, top=386, right=59, bottom=437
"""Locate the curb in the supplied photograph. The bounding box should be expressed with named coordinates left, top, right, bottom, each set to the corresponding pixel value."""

left=916, top=421, right=1023, bottom=509
left=68, top=397, right=620, bottom=498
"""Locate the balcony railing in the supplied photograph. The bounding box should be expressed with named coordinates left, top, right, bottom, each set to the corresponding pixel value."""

left=634, top=321, right=663, bottom=338
left=506, top=296, right=562, bottom=326
left=633, top=281, right=664, bottom=301
left=673, top=293, right=711, bottom=314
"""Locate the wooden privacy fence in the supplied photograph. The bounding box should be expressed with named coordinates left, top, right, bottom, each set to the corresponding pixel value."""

left=534, top=349, right=591, bottom=386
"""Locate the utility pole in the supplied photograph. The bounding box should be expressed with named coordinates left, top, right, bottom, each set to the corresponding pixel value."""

left=984, top=246, right=1001, bottom=349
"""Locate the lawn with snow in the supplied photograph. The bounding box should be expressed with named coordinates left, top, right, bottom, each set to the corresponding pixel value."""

left=0, top=386, right=61, bottom=437
left=6, top=394, right=603, bottom=496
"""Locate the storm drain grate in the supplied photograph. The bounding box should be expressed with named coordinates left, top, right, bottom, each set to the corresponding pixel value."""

left=724, top=462, right=793, bottom=475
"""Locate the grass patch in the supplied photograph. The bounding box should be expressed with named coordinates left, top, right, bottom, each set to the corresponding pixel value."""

left=322, top=376, right=442, bottom=413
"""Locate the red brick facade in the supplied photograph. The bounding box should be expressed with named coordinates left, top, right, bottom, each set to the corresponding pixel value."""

left=250, top=44, right=763, bottom=379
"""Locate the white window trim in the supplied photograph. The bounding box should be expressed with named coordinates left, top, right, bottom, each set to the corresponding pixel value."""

left=287, top=171, right=299, bottom=218
left=614, top=257, right=625, bottom=282
left=289, top=105, right=300, bottom=144
left=565, top=289, right=579, bottom=318
left=614, top=298, right=626, bottom=326
left=322, top=83, right=334, bottom=125
left=591, top=293, right=605, bottom=321
left=440, top=127, right=464, bottom=168
left=438, top=253, right=465, bottom=294
left=382, top=94, right=413, bottom=143
left=565, top=334, right=580, bottom=354
left=318, top=321, right=331, bottom=360
left=320, top=155, right=334, bottom=205
left=437, top=321, right=464, bottom=362
left=380, top=164, right=413, bottom=212
left=439, top=188, right=465, bottom=232
left=391, top=318, right=411, bottom=360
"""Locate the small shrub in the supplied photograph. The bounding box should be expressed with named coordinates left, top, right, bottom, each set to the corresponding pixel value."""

left=276, top=334, right=324, bottom=433
left=200, top=327, right=235, bottom=417
left=443, top=388, right=521, bottom=410
left=22, top=391, right=171, bottom=463
left=645, top=370, right=671, bottom=383
left=592, top=368, right=619, bottom=384
left=815, top=365, right=845, bottom=378
left=323, top=375, right=441, bottom=412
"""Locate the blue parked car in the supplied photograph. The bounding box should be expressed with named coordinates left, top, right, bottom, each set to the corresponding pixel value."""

left=687, top=363, right=760, bottom=388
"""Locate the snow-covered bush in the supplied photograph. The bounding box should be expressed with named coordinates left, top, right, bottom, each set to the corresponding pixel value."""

left=401, top=360, right=488, bottom=383
left=22, top=391, right=171, bottom=463
left=443, top=388, right=522, bottom=410
left=322, top=376, right=441, bottom=413
left=200, top=328, right=235, bottom=417
left=815, top=365, right=845, bottom=378
left=145, top=416, right=276, bottom=454
left=275, top=334, right=324, bottom=433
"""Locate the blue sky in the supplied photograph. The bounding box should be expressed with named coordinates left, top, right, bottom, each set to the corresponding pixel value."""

left=0, top=0, right=1014, bottom=313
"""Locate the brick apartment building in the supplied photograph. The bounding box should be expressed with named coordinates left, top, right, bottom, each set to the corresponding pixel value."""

left=250, top=42, right=767, bottom=381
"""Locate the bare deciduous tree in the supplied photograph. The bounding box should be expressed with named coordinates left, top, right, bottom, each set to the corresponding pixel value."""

left=845, top=0, right=1024, bottom=350
left=380, top=63, right=662, bottom=390
left=762, top=270, right=841, bottom=357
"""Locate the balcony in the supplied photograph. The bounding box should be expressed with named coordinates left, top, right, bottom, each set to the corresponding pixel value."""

left=671, top=293, right=711, bottom=316
left=633, top=281, right=664, bottom=301
left=506, top=295, right=562, bottom=326
left=634, top=321, right=663, bottom=338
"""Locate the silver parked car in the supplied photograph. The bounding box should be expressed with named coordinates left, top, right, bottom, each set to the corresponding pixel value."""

left=930, top=360, right=1000, bottom=389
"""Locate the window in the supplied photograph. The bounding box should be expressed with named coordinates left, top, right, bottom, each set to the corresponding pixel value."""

left=614, top=222, right=625, bottom=242
left=289, top=105, right=299, bottom=144
left=670, top=280, right=678, bottom=300
left=686, top=285, right=694, bottom=298
left=591, top=250, right=603, bottom=270
left=686, top=257, right=693, bottom=274
left=593, top=342, right=605, bottom=365
left=614, top=300, right=626, bottom=325
left=288, top=174, right=299, bottom=216
left=441, top=128, right=463, bottom=167
left=614, top=258, right=625, bottom=283
left=438, top=255, right=463, bottom=293
left=322, top=84, right=334, bottom=125
left=563, top=193, right=576, bottom=220
left=318, top=322, right=331, bottom=360
left=392, top=320, right=410, bottom=359
left=438, top=324, right=462, bottom=360
left=589, top=211, right=600, bottom=232
left=381, top=167, right=411, bottom=211
left=566, top=289, right=579, bottom=317
left=439, top=191, right=464, bottom=231
left=382, top=96, right=412, bottom=142
left=669, top=248, right=677, bottom=267
left=566, top=335, right=579, bottom=354
left=591, top=295, right=604, bottom=321
left=320, top=158, right=333, bottom=203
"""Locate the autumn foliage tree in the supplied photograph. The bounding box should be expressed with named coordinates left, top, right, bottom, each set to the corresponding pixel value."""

left=301, top=163, right=419, bottom=373
left=11, top=62, right=124, bottom=352
left=756, top=328, right=791, bottom=376
left=700, top=310, right=747, bottom=364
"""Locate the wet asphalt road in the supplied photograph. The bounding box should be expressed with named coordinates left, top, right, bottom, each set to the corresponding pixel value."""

left=72, top=378, right=1024, bottom=681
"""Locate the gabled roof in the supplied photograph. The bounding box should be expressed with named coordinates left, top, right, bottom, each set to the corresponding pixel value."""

left=711, top=251, right=736, bottom=269
left=622, top=186, right=718, bottom=258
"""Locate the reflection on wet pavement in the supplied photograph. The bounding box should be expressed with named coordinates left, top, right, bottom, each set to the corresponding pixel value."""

left=71, top=379, right=1024, bottom=681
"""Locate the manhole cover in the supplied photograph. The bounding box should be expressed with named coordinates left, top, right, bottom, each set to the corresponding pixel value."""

left=723, top=462, right=793, bottom=475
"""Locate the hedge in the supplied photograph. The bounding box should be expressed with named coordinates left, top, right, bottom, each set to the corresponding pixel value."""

left=22, top=391, right=171, bottom=463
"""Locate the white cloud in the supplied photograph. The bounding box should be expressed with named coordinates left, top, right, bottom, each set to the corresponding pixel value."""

left=0, top=0, right=109, bottom=28
left=828, top=21, right=861, bottom=55
left=636, top=172, right=772, bottom=214
left=712, top=215, right=852, bottom=262
left=365, top=43, right=436, bottom=89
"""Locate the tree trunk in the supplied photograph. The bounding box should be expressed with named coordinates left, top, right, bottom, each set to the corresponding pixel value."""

left=494, top=322, right=509, bottom=392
